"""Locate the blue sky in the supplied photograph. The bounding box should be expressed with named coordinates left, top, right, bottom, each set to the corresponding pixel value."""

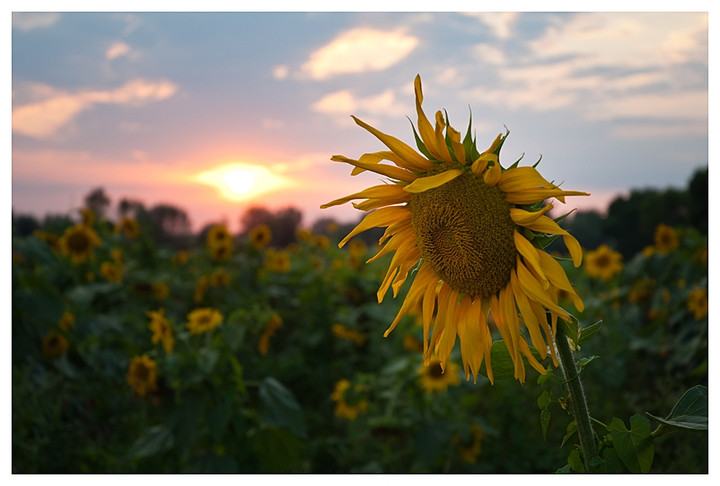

left=11, top=9, right=709, bottom=232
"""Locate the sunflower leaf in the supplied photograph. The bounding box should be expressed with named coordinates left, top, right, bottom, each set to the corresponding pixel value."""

left=646, top=385, right=707, bottom=432
left=578, top=320, right=603, bottom=346
left=608, top=414, right=654, bottom=473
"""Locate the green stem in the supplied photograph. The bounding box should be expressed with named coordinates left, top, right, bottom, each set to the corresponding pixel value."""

left=555, top=326, right=598, bottom=469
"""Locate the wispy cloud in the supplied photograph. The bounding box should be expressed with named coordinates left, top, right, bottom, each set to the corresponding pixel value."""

left=12, top=12, right=60, bottom=31
left=12, top=79, right=178, bottom=139
left=312, top=88, right=410, bottom=124
left=301, top=27, right=418, bottom=80
left=464, top=12, right=519, bottom=40
left=105, top=41, right=137, bottom=61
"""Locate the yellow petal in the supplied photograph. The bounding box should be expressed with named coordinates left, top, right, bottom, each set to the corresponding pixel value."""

left=414, top=76, right=446, bottom=162
left=483, top=163, right=501, bottom=186
left=331, top=155, right=416, bottom=182
left=509, top=204, right=554, bottom=226
left=359, top=150, right=432, bottom=173
left=515, top=257, right=571, bottom=322
left=470, top=153, right=497, bottom=175
left=338, top=206, right=410, bottom=248
left=320, top=183, right=407, bottom=208
left=436, top=290, right=460, bottom=369
left=498, top=166, right=554, bottom=193
left=514, top=230, right=548, bottom=288
left=510, top=271, right=547, bottom=360
left=505, top=189, right=590, bottom=205
left=351, top=115, right=430, bottom=169
left=433, top=111, right=454, bottom=163
left=447, top=125, right=465, bottom=163
left=403, top=169, right=463, bottom=193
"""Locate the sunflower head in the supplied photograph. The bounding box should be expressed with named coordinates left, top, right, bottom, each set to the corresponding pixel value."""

left=249, top=224, right=272, bottom=249
left=115, top=216, right=140, bottom=238
left=186, top=308, right=223, bottom=335
left=584, top=244, right=623, bottom=281
left=59, top=224, right=101, bottom=263
left=127, top=355, right=158, bottom=397
left=418, top=357, right=461, bottom=393
left=41, top=332, right=69, bottom=359
left=654, top=223, right=679, bottom=254
left=322, top=75, right=589, bottom=384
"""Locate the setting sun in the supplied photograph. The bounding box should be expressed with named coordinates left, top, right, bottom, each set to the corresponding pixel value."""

left=194, top=163, right=292, bottom=202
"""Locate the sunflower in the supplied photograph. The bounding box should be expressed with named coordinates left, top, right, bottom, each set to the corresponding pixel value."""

left=127, top=355, right=158, bottom=397
left=258, top=314, right=283, bottom=355
left=100, top=261, right=123, bottom=282
left=263, top=248, right=292, bottom=273
left=249, top=224, right=272, bottom=249
left=193, top=275, right=208, bottom=304
left=654, top=223, right=679, bottom=254
left=186, top=308, right=223, bottom=335
left=330, top=379, right=368, bottom=421
left=322, top=75, right=589, bottom=383
left=207, top=224, right=232, bottom=247
left=209, top=240, right=233, bottom=262
left=58, top=311, right=75, bottom=332
left=454, top=424, right=484, bottom=464
left=331, top=323, right=367, bottom=346
left=58, top=224, right=101, bottom=263
left=584, top=244, right=623, bottom=281
left=148, top=309, right=174, bottom=354
left=173, top=250, right=190, bottom=265
left=153, top=281, right=170, bottom=300
left=115, top=216, right=140, bottom=238
left=418, top=357, right=461, bottom=393
left=80, top=207, right=95, bottom=227
left=209, top=268, right=231, bottom=287
left=687, top=287, right=708, bottom=320
left=41, top=331, right=69, bottom=359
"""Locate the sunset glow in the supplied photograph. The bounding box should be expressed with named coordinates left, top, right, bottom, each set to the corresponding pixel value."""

left=194, top=163, right=292, bottom=202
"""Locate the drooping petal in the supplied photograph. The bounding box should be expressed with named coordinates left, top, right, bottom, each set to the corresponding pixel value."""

left=403, top=169, right=463, bottom=193
left=515, top=257, right=571, bottom=322
left=414, top=75, right=449, bottom=162
left=509, top=204, right=554, bottom=226
left=498, top=166, right=555, bottom=193
left=514, top=230, right=548, bottom=288
left=470, top=153, right=497, bottom=175
left=518, top=214, right=583, bottom=267
left=321, top=183, right=408, bottom=208
left=510, top=271, right=548, bottom=360
left=331, top=155, right=417, bottom=183
left=351, top=115, right=430, bottom=169
left=505, top=188, right=590, bottom=205
left=483, top=162, right=501, bottom=186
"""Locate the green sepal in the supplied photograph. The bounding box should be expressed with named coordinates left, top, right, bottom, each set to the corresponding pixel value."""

left=462, top=108, right=481, bottom=162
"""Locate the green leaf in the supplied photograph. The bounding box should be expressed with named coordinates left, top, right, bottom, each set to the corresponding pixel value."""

left=130, top=425, right=174, bottom=459
left=647, top=385, right=707, bottom=431
left=577, top=355, right=599, bottom=370
left=578, top=320, right=603, bottom=346
left=258, top=377, right=307, bottom=438
left=567, top=448, right=585, bottom=472
left=562, top=420, right=577, bottom=448
left=251, top=426, right=305, bottom=473
left=609, top=414, right=654, bottom=473
left=479, top=340, right=542, bottom=381
left=559, top=317, right=580, bottom=348
left=537, top=390, right=552, bottom=409
left=197, top=347, right=219, bottom=375
left=540, top=407, right=551, bottom=441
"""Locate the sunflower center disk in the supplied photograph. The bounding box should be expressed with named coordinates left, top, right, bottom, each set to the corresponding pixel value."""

left=410, top=171, right=517, bottom=298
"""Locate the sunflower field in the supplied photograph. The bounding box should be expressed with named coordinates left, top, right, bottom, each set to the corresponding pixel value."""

left=11, top=196, right=707, bottom=473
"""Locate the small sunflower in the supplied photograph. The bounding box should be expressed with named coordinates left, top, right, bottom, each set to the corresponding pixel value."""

left=584, top=244, right=623, bottom=281
left=263, top=248, right=291, bottom=273
left=58, top=311, right=75, bottom=332
left=100, top=261, right=123, bottom=282
left=330, top=379, right=368, bottom=421
left=249, top=224, right=272, bottom=249
left=322, top=75, right=589, bottom=383
left=654, top=224, right=679, bottom=254
left=331, top=323, right=367, bottom=346
left=258, top=314, right=283, bottom=355
left=193, top=275, right=208, bottom=304
left=209, top=240, right=233, bottom=262
left=418, top=357, right=461, bottom=393
left=207, top=224, right=232, bottom=247
left=148, top=309, right=174, bottom=354
left=454, top=424, right=484, bottom=464
left=127, top=355, right=158, bottom=397
left=153, top=281, right=170, bottom=300
left=687, top=287, right=708, bottom=320
left=209, top=268, right=231, bottom=287
left=58, top=224, right=101, bottom=264
left=41, top=332, right=69, bottom=359
left=173, top=250, right=190, bottom=265
left=186, top=308, right=223, bottom=335
left=115, top=216, right=140, bottom=238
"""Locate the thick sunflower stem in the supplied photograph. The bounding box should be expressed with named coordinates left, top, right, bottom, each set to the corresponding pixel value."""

left=555, top=326, right=598, bottom=471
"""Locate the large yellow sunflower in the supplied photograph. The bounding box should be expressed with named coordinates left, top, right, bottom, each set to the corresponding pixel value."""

left=322, top=75, right=589, bottom=383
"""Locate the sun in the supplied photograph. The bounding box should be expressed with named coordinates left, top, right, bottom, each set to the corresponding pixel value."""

left=194, top=163, right=291, bottom=202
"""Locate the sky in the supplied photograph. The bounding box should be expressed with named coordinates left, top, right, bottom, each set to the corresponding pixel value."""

left=10, top=7, right=710, bottom=233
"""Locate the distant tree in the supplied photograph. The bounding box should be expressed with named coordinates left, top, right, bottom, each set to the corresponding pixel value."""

left=84, top=187, right=111, bottom=218
left=687, top=167, right=708, bottom=234
left=148, top=204, right=192, bottom=238
left=12, top=212, right=40, bottom=237
left=559, top=210, right=606, bottom=252
left=239, top=205, right=303, bottom=247
left=118, top=197, right=147, bottom=218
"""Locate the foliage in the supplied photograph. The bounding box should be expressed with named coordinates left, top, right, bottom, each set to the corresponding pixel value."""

left=11, top=197, right=707, bottom=473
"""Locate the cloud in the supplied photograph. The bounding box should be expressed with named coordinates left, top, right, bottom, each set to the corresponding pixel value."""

left=273, top=65, right=289, bottom=80
left=527, top=12, right=707, bottom=69
left=12, top=79, right=178, bottom=139
left=464, top=12, right=519, bottom=39
left=12, top=13, right=60, bottom=31
left=312, top=88, right=409, bottom=120
left=105, top=41, right=135, bottom=61
left=301, top=27, right=418, bottom=80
